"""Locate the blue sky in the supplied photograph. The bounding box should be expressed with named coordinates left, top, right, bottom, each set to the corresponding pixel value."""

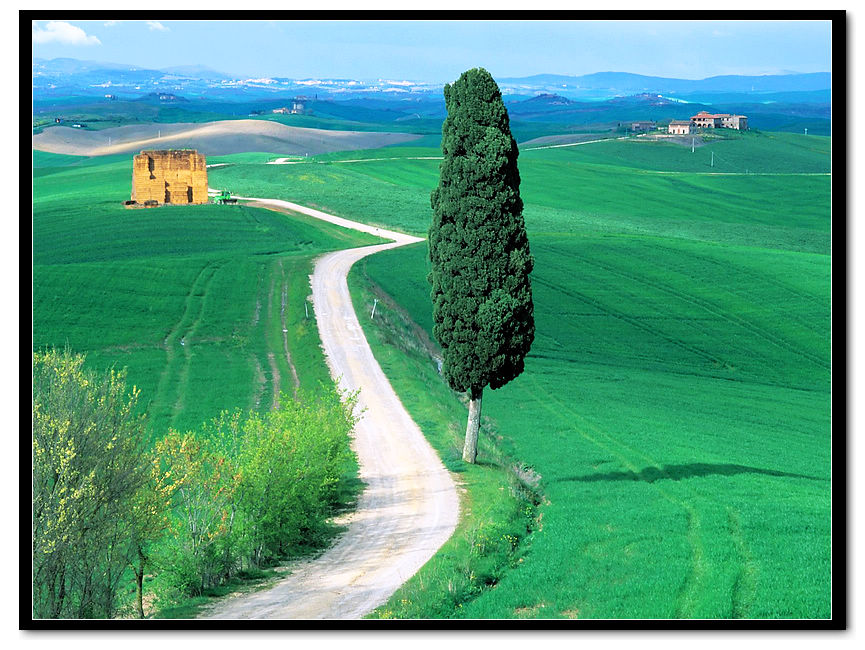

left=31, top=19, right=832, bottom=82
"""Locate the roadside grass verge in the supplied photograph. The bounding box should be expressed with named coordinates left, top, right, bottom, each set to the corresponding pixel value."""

left=348, top=247, right=542, bottom=618
left=137, top=567, right=282, bottom=620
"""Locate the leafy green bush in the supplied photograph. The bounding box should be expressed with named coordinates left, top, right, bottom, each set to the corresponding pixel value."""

left=238, top=388, right=357, bottom=560
left=150, top=387, right=358, bottom=605
left=33, top=348, right=360, bottom=617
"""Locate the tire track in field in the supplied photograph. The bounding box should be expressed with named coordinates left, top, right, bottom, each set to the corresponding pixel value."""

left=558, top=247, right=830, bottom=372
left=278, top=259, right=301, bottom=399
left=649, top=242, right=829, bottom=339
left=538, top=245, right=828, bottom=384
left=251, top=357, right=266, bottom=411
left=531, top=275, right=727, bottom=369
left=727, top=507, right=759, bottom=617
left=652, top=242, right=828, bottom=310
left=528, top=371, right=767, bottom=617
left=525, top=375, right=715, bottom=618
left=169, top=263, right=222, bottom=426
left=151, top=261, right=217, bottom=428
left=265, top=261, right=281, bottom=409
left=250, top=265, right=267, bottom=411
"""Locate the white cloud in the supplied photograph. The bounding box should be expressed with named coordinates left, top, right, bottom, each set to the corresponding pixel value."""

left=104, top=21, right=121, bottom=27
left=146, top=21, right=169, bottom=32
left=32, top=21, right=101, bottom=46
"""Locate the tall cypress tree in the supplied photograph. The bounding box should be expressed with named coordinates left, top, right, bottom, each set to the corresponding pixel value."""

left=429, top=68, right=534, bottom=464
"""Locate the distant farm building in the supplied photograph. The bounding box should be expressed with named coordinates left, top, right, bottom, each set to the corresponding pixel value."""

left=130, top=149, right=208, bottom=206
left=668, top=120, right=692, bottom=135
left=631, top=121, right=656, bottom=132
left=273, top=101, right=307, bottom=115
left=690, top=111, right=748, bottom=130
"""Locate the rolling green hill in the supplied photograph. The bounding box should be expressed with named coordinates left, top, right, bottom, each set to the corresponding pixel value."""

left=329, top=132, right=831, bottom=619
left=32, top=128, right=832, bottom=619
left=32, top=152, right=381, bottom=436
left=210, top=132, right=830, bottom=254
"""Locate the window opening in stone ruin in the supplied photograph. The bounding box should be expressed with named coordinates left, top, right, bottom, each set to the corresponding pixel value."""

left=187, top=186, right=193, bottom=203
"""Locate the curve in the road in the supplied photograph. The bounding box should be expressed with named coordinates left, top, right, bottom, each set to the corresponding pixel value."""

left=201, top=197, right=459, bottom=620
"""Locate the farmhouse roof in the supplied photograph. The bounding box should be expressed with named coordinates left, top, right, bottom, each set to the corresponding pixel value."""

left=690, top=112, right=747, bottom=120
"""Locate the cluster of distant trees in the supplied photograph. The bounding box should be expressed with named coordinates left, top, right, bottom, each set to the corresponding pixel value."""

left=32, top=349, right=357, bottom=619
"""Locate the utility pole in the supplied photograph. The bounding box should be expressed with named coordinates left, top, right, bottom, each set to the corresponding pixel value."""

left=370, top=298, right=378, bottom=319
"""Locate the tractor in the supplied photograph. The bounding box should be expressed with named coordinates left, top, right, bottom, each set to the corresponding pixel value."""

left=214, top=189, right=238, bottom=204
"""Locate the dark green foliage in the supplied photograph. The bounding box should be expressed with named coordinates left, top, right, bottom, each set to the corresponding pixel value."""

left=429, top=68, right=535, bottom=397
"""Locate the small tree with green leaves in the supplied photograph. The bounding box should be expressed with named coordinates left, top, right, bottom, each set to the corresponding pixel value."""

left=128, top=450, right=173, bottom=618
left=32, top=349, right=148, bottom=618
left=429, top=68, right=535, bottom=463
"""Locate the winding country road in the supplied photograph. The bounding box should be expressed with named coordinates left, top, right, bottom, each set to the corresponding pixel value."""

left=201, top=197, right=459, bottom=620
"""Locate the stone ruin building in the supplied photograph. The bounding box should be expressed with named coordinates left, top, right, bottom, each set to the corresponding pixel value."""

left=130, top=149, right=208, bottom=206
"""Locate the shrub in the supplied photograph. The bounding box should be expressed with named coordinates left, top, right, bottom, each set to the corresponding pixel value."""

left=32, top=349, right=148, bottom=618
left=151, top=386, right=359, bottom=601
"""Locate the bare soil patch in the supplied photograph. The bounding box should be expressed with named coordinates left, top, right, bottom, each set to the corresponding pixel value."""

left=32, top=119, right=421, bottom=157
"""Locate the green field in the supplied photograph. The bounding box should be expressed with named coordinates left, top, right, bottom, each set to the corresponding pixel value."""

left=32, top=128, right=832, bottom=619
left=209, top=131, right=830, bottom=254
left=334, top=132, right=832, bottom=618
left=32, top=150, right=381, bottom=436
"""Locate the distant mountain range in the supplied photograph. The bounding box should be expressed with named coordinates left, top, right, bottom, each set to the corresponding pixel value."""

left=32, top=58, right=831, bottom=103
left=497, top=71, right=832, bottom=96
left=31, top=58, right=441, bottom=98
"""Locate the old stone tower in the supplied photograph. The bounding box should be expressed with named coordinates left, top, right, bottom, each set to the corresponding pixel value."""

left=131, top=149, right=208, bottom=205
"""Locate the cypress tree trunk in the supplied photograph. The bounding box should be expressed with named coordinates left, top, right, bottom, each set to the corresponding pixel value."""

left=463, top=389, right=483, bottom=464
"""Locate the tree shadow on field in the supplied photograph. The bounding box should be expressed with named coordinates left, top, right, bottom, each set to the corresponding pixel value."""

left=556, top=462, right=826, bottom=485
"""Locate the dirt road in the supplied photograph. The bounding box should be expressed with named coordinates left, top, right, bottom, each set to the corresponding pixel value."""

left=201, top=197, right=459, bottom=620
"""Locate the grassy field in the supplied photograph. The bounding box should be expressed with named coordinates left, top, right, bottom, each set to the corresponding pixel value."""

left=32, top=128, right=832, bottom=619
left=32, top=150, right=381, bottom=437
left=209, top=131, right=830, bottom=254
left=333, top=132, right=831, bottom=618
